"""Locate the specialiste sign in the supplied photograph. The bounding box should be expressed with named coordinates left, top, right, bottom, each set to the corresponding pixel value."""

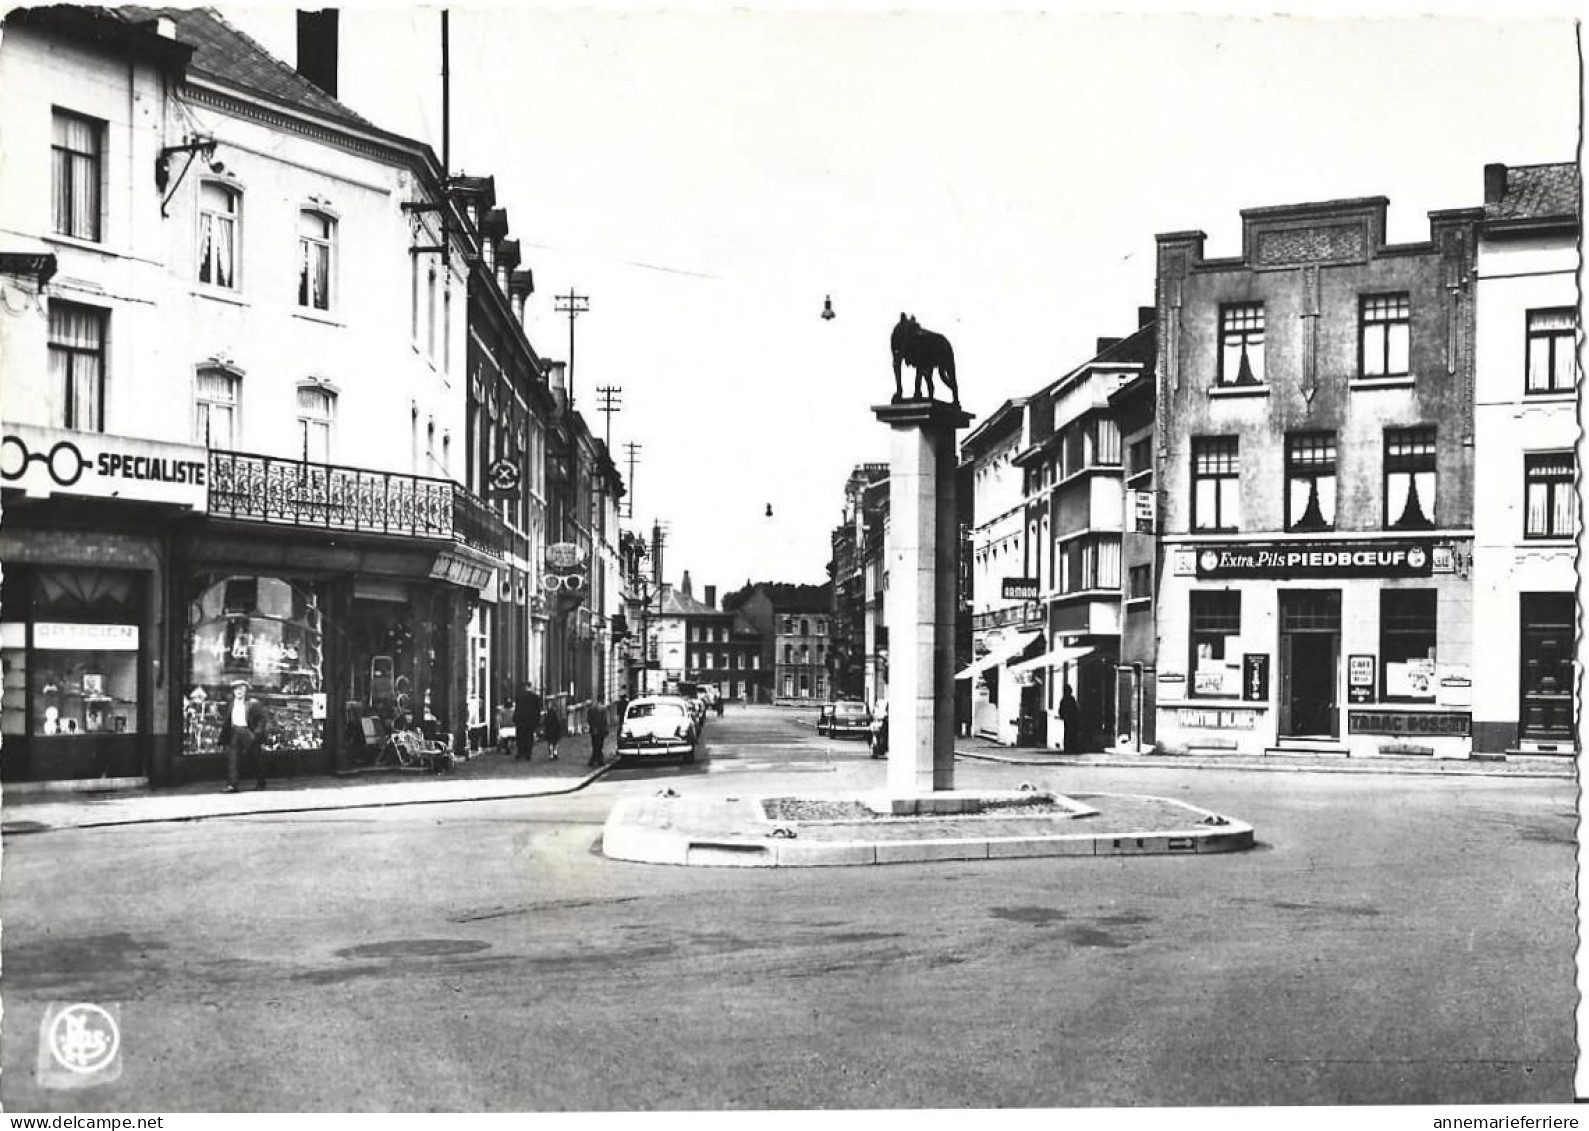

left=1195, top=542, right=1432, bottom=579
left=1, top=423, right=208, bottom=510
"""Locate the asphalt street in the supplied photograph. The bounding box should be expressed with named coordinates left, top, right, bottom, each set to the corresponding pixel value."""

left=1, top=706, right=1576, bottom=1111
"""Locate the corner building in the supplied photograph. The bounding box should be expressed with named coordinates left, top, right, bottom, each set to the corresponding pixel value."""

left=1154, top=195, right=1476, bottom=758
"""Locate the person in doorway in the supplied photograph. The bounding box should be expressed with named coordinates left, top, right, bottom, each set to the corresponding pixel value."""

left=513, top=683, right=541, bottom=761
left=587, top=700, right=609, bottom=767
left=219, top=680, right=268, bottom=792
left=541, top=702, right=565, bottom=761
left=1059, top=683, right=1083, bottom=754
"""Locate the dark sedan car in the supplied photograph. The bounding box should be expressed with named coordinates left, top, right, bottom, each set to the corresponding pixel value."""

left=817, top=700, right=873, bottom=738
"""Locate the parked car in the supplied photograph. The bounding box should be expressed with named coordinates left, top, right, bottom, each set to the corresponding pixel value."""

left=817, top=700, right=873, bottom=739
left=616, top=696, right=697, bottom=764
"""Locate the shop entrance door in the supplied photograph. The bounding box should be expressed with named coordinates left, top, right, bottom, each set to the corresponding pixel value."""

left=1520, top=592, right=1574, bottom=744
left=1278, top=590, right=1340, bottom=739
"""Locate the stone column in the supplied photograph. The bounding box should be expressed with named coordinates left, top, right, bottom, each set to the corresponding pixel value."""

left=873, top=400, right=974, bottom=794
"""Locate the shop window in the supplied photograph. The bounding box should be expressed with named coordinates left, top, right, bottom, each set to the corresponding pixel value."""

left=297, top=383, right=335, bottom=463
left=1526, top=308, right=1576, bottom=394
left=195, top=366, right=240, bottom=448
left=1524, top=452, right=1575, bottom=539
left=298, top=209, right=335, bottom=311
left=192, top=577, right=326, bottom=754
left=1286, top=432, right=1337, bottom=532
left=198, top=181, right=240, bottom=289
left=1192, top=436, right=1240, bottom=532
left=1189, top=591, right=1241, bottom=698
left=26, top=568, right=146, bottom=740
left=52, top=109, right=102, bottom=242
left=1384, top=428, right=1436, bottom=530
left=1218, top=303, right=1265, bottom=386
left=1380, top=589, right=1436, bottom=702
left=49, top=301, right=106, bottom=432
left=1360, top=294, right=1411, bottom=379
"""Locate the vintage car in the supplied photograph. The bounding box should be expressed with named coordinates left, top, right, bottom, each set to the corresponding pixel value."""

left=817, top=699, right=873, bottom=739
left=616, top=696, right=697, bottom=764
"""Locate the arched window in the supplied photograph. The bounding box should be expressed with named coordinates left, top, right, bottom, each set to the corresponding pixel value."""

left=195, top=364, right=241, bottom=448
left=297, top=382, right=336, bottom=463
left=198, top=181, right=241, bottom=288
left=298, top=209, right=335, bottom=310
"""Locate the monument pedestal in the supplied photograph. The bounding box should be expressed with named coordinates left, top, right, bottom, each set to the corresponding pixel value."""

left=873, top=399, right=974, bottom=795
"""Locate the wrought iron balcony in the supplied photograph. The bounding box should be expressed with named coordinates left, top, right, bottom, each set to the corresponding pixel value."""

left=209, top=449, right=517, bottom=559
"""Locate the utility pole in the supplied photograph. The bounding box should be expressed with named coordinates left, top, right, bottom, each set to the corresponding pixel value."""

left=622, top=441, right=642, bottom=519
left=596, top=385, right=623, bottom=449
left=554, top=288, right=590, bottom=409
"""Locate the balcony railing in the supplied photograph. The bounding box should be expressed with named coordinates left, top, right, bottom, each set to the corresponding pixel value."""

left=209, top=449, right=517, bottom=558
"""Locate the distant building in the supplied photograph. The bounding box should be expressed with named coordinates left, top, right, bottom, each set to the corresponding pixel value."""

left=1154, top=191, right=1478, bottom=757
left=1011, top=314, right=1157, bottom=752
left=724, top=582, right=831, bottom=703
left=1471, top=162, right=1579, bottom=756
left=828, top=463, right=888, bottom=701
left=1109, top=365, right=1158, bottom=752
left=958, top=399, right=1039, bottom=744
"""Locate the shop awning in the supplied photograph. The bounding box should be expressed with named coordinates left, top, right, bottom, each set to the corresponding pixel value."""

left=955, top=631, right=1041, bottom=680
left=1008, top=644, right=1096, bottom=676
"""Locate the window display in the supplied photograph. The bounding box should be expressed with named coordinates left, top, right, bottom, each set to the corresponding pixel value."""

left=30, top=623, right=140, bottom=737
left=186, top=574, right=325, bottom=755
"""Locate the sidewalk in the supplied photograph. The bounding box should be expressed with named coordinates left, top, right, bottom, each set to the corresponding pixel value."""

left=1, top=744, right=611, bottom=835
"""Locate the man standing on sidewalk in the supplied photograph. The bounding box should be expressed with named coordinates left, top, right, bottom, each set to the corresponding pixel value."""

left=1060, top=684, right=1083, bottom=754
left=587, top=700, right=609, bottom=767
left=513, top=683, right=541, bottom=760
left=220, top=680, right=268, bottom=792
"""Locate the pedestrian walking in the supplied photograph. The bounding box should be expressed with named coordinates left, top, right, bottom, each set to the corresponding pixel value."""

left=1059, top=683, right=1083, bottom=754
left=513, top=682, right=540, bottom=760
left=587, top=700, right=609, bottom=767
left=541, top=702, right=564, bottom=761
left=219, top=680, right=269, bottom=792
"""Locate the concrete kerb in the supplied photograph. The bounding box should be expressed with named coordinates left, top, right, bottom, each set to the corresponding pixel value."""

left=954, top=748, right=1576, bottom=779
left=600, top=789, right=1256, bottom=868
left=1, top=763, right=616, bottom=835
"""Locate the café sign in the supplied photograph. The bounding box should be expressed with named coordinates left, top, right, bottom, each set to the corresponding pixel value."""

left=1001, top=577, right=1039, bottom=601
left=1196, top=542, right=1431, bottom=579
left=1, top=423, right=208, bottom=511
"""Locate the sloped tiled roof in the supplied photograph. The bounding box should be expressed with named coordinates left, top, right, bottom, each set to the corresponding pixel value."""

left=1487, top=163, right=1579, bottom=223
left=117, top=6, right=375, bottom=132
left=658, top=587, right=722, bottom=618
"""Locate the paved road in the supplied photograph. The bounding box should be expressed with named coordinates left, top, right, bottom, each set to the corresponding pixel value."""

left=2, top=706, right=1575, bottom=1110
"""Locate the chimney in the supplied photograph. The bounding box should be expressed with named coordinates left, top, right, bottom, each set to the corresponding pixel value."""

left=1097, top=336, right=1123, bottom=355
left=681, top=570, right=693, bottom=597
left=1484, top=163, right=1508, bottom=205
left=704, top=585, right=716, bottom=609
left=296, top=10, right=339, bottom=98
left=1138, top=305, right=1156, bottom=328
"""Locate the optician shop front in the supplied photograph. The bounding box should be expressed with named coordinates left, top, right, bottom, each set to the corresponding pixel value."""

left=1154, top=537, right=1474, bottom=759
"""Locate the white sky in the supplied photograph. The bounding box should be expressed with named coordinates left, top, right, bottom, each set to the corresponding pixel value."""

left=228, top=2, right=1580, bottom=599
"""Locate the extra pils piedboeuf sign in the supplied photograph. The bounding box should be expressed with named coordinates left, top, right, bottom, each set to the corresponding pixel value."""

left=1195, top=543, right=1432, bottom=579
left=1, top=423, right=208, bottom=510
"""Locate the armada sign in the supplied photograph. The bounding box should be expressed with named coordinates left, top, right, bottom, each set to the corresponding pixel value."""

left=1195, top=542, right=1431, bottom=579
left=0, top=423, right=208, bottom=511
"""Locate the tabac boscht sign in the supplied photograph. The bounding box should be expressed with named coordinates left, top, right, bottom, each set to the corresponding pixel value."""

left=1195, top=542, right=1432, bottom=580
left=1, top=423, right=208, bottom=511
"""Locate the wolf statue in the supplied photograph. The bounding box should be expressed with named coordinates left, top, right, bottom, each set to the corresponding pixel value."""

left=889, top=313, right=960, bottom=407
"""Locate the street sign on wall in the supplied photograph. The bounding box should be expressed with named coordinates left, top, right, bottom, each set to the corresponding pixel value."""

left=1001, top=577, right=1039, bottom=601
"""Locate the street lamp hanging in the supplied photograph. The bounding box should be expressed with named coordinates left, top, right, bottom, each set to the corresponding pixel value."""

left=820, top=295, right=835, bottom=321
